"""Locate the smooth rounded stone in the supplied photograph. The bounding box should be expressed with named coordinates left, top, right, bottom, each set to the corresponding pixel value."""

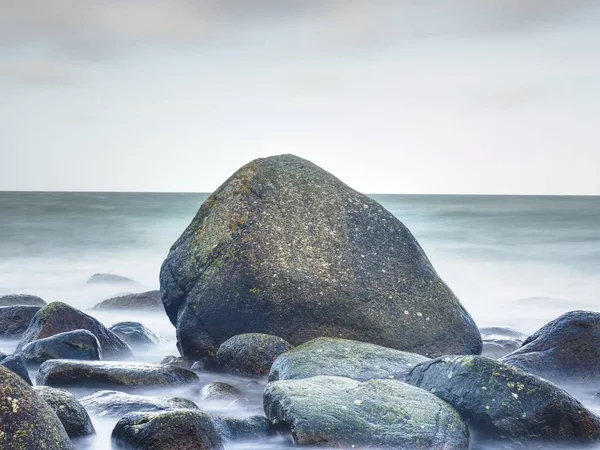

left=109, top=321, right=161, bottom=349
left=160, top=355, right=194, bottom=369
left=0, top=353, right=32, bottom=385
left=21, top=329, right=102, bottom=366
left=87, top=273, right=137, bottom=285
left=112, top=409, right=224, bottom=450
left=264, top=375, right=469, bottom=449
left=480, top=327, right=526, bottom=359
left=0, top=305, right=42, bottom=337
left=34, top=386, right=96, bottom=439
left=0, top=293, right=46, bottom=307
left=500, top=311, right=600, bottom=385
left=216, top=333, right=292, bottom=376
left=80, top=390, right=198, bottom=418
left=269, top=337, right=429, bottom=382
left=406, top=355, right=600, bottom=446
left=15, top=302, right=132, bottom=360
left=92, top=290, right=162, bottom=310
left=160, top=154, right=482, bottom=360
left=0, top=366, right=74, bottom=450
left=36, top=360, right=199, bottom=389
left=213, top=415, right=273, bottom=441
left=199, top=381, right=245, bottom=402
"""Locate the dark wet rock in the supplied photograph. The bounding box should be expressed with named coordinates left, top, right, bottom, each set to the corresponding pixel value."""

left=216, top=333, right=292, bottom=376
left=15, top=302, right=132, bottom=360
left=199, top=381, right=245, bottom=402
left=92, top=290, right=162, bottom=310
left=406, top=355, right=600, bottom=446
left=160, top=355, right=194, bottom=369
left=80, top=390, right=198, bottom=418
left=112, top=409, right=224, bottom=450
left=269, top=337, right=428, bottom=382
left=21, top=329, right=102, bottom=366
left=0, top=293, right=46, bottom=307
left=0, top=305, right=42, bottom=337
left=34, top=386, right=95, bottom=439
left=0, top=365, right=74, bottom=449
left=500, top=311, right=600, bottom=385
left=109, top=321, right=161, bottom=349
left=481, top=327, right=526, bottom=359
left=213, top=415, right=273, bottom=441
left=190, top=356, right=220, bottom=372
left=160, top=154, right=482, bottom=360
left=264, top=375, right=468, bottom=448
left=0, top=353, right=32, bottom=385
left=87, top=273, right=137, bottom=285
left=36, top=360, right=199, bottom=390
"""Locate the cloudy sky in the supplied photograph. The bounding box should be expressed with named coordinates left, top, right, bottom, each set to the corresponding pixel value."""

left=1, top=1, right=599, bottom=194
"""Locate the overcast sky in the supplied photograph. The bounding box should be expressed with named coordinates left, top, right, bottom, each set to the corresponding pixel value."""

left=1, top=1, right=599, bottom=194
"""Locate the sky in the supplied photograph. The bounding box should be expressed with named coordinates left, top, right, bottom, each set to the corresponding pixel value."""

left=1, top=1, right=599, bottom=195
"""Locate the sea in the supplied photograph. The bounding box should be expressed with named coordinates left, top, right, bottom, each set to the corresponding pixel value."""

left=1, top=192, right=600, bottom=449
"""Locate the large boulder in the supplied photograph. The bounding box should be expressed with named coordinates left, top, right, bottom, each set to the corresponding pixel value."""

left=92, top=290, right=163, bottom=310
left=406, top=355, right=600, bottom=446
left=80, top=390, right=198, bottom=417
left=36, top=360, right=199, bottom=390
left=501, top=311, right=600, bottom=385
left=20, top=329, right=102, bottom=366
left=480, top=326, right=526, bottom=359
left=0, top=366, right=74, bottom=449
left=269, top=337, right=428, bottom=382
left=0, top=293, right=46, bottom=307
left=112, top=410, right=224, bottom=450
left=15, top=302, right=132, bottom=359
left=264, top=375, right=469, bottom=448
left=216, top=333, right=292, bottom=376
left=160, top=154, right=481, bottom=359
left=34, top=386, right=96, bottom=439
left=0, top=305, right=42, bottom=337
left=0, top=353, right=32, bottom=385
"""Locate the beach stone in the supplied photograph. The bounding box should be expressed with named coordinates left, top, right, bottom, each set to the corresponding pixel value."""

left=34, top=386, right=95, bottom=439
left=87, top=273, right=137, bottom=285
left=199, top=381, right=245, bottom=402
left=264, top=375, right=469, bottom=448
left=480, top=327, right=526, bottom=359
left=0, top=293, right=46, bottom=307
left=15, top=302, right=132, bottom=359
left=269, top=337, right=428, bottom=382
left=36, top=360, right=199, bottom=389
left=216, top=333, right=292, bottom=376
left=0, top=365, right=74, bottom=449
left=406, top=355, right=600, bottom=446
left=160, top=355, right=194, bottom=369
left=92, top=290, right=162, bottom=310
left=109, top=321, right=161, bottom=349
left=213, top=415, right=273, bottom=441
left=160, top=154, right=481, bottom=359
left=21, top=329, right=102, bottom=366
left=0, top=354, right=32, bottom=385
left=501, top=311, right=600, bottom=385
left=80, top=390, right=198, bottom=418
left=0, top=305, right=42, bottom=337
left=112, top=409, right=224, bottom=450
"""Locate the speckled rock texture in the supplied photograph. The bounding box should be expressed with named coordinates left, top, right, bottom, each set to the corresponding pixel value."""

left=0, top=294, right=46, bottom=307
left=269, top=337, right=429, bottom=382
left=80, top=390, right=198, bottom=417
left=34, top=386, right=96, bottom=439
left=500, top=311, right=600, bottom=385
left=216, top=333, right=292, bottom=376
left=21, top=329, right=102, bottom=366
left=109, top=321, right=161, bottom=349
left=15, top=302, right=132, bottom=360
left=0, top=353, right=32, bottom=384
left=0, top=305, right=42, bottom=337
left=92, top=290, right=162, bottom=310
left=406, top=355, right=600, bottom=446
left=111, top=409, right=224, bottom=450
left=264, top=375, right=469, bottom=449
left=160, top=154, right=481, bottom=359
left=36, top=360, right=199, bottom=390
left=0, top=366, right=74, bottom=450
left=480, top=327, right=526, bottom=359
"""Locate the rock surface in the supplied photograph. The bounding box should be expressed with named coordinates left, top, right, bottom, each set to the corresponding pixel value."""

left=160, top=155, right=481, bottom=359
left=34, top=386, right=96, bottom=439
left=406, top=355, right=600, bottom=446
left=87, top=273, right=137, bottom=284
left=0, top=305, right=42, bottom=337
left=270, top=337, right=428, bottom=382
left=0, top=366, right=74, bottom=449
left=112, top=410, right=224, bottom=450
left=160, top=355, right=194, bottom=369
left=80, top=390, right=198, bottom=417
left=109, top=321, right=161, bottom=349
left=480, top=327, right=526, bottom=359
left=21, top=329, right=102, bottom=366
left=92, top=290, right=162, bottom=310
left=15, top=302, right=132, bottom=359
left=213, top=415, right=273, bottom=442
left=216, top=333, right=292, bottom=376
left=0, top=293, right=46, bottom=307
left=199, top=381, right=245, bottom=402
left=0, top=353, right=32, bottom=384
left=36, top=360, right=199, bottom=389
left=264, top=375, right=469, bottom=449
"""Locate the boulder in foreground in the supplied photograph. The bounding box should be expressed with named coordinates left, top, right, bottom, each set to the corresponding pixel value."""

left=216, top=333, right=292, bottom=376
left=35, top=386, right=96, bottom=439
left=21, top=329, right=102, bottom=366
left=80, top=390, right=198, bottom=417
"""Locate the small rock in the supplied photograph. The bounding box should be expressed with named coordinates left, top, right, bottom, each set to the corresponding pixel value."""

left=21, top=329, right=102, bottom=366
left=191, top=357, right=219, bottom=372
left=199, top=381, right=244, bottom=402
left=0, top=305, right=42, bottom=337
left=92, top=290, right=162, bottom=310
left=34, top=386, right=95, bottom=439
left=213, top=415, right=273, bottom=441
left=0, top=354, right=32, bottom=385
left=480, top=327, right=526, bottom=359
left=160, top=355, right=194, bottom=369
left=109, top=322, right=161, bottom=349
left=87, top=273, right=137, bottom=285
left=80, top=390, right=198, bottom=418
left=0, top=293, right=46, bottom=307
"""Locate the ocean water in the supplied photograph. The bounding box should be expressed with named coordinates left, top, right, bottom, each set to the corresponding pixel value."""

left=1, top=192, right=600, bottom=449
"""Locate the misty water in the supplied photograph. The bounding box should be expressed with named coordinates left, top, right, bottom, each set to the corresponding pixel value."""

left=1, top=192, right=600, bottom=449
